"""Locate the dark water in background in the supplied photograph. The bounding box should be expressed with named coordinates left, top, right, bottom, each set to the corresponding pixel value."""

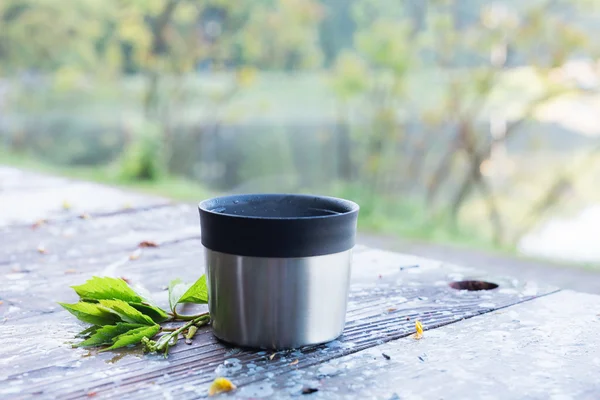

left=1, top=113, right=597, bottom=194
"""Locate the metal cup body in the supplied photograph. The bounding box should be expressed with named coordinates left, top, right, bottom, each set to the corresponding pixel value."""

left=205, top=248, right=352, bottom=349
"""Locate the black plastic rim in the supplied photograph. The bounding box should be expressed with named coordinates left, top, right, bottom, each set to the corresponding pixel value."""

left=198, top=194, right=359, bottom=258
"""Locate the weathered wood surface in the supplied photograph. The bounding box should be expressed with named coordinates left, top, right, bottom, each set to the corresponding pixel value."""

left=0, top=166, right=169, bottom=228
left=249, top=290, right=600, bottom=399
left=0, top=167, right=595, bottom=399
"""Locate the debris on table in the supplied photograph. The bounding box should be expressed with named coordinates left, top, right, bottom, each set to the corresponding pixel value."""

left=413, top=320, right=423, bottom=340
left=138, top=240, right=159, bottom=248
left=208, top=377, right=236, bottom=396
left=382, top=352, right=391, bottom=360
left=302, top=387, right=319, bottom=395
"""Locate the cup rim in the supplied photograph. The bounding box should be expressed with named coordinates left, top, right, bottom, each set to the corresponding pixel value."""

left=197, top=193, right=360, bottom=258
left=198, top=193, right=359, bottom=221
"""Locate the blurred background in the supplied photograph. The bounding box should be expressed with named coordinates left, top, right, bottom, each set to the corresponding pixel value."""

left=2, top=0, right=600, bottom=267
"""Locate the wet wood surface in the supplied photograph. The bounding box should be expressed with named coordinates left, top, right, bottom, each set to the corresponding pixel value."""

left=1, top=167, right=594, bottom=399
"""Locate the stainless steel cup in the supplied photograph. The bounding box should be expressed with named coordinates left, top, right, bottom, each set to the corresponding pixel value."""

left=198, top=194, right=359, bottom=349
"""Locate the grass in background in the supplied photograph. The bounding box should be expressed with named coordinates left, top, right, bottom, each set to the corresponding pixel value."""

left=331, top=182, right=509, bottom=253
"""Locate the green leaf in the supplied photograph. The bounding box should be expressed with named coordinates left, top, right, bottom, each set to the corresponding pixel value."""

left=59, top=302, right=121, bottom=326
left=168, top=278, right=186, bottom=312
left=130, top=284, right=168, bottom=312
left=98, top=299, right=156, bottom=326
left=76, top=325, right=99, bottom=338
left=168, top=275, right=208, bottom=311
left=100, top=324, right=161, bottom=351
left=178, top=275, right=208, bottom=305
left=71, top=277, right=169, bottom=321
left=75, top=323, right=145, bottom=347
left=72, top=277, right=144, bottom=303
left=130, top=303, right=169, bottom=323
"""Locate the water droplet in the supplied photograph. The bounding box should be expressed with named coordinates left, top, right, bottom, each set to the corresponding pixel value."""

left=239, top=382, right=274, bottom=398
left=214, top=358, right=242, bottom=376
left=317, top=364, right=339, bottom=376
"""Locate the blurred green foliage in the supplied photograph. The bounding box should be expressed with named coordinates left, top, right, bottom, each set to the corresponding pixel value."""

left=120, top=121, right=164, bottom=181
left=2, top=0, right=600, bottom=252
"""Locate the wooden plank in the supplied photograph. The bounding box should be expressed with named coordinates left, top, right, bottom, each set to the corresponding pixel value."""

left=216, top=290, right=599, bottom=399
left=0, top=204, right=199, bottom=265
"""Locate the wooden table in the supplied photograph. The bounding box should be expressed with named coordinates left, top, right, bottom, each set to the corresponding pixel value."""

left=1, top=166, right=599, bottom=399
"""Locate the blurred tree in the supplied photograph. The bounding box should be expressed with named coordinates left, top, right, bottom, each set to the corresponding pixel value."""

left=0, top=0, right=325, bottom=180
left=331, top=0, right=417, bottom=194
left=318, top=0, right=356, bottom=66
left=423, top=0, right=596, bottom=244
left=232, top=0, right=323, bottom=70
left=331, top=51, right=368, bottom=180
left=0, top=1, right=106, bottom=73
left=332, top=0, right=600, bottom=245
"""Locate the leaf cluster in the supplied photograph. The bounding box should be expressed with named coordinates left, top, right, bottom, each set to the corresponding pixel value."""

left=60, top=275, right=208, bottom=355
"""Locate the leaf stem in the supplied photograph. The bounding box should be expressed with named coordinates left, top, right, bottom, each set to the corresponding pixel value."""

left=156, top=315, right=210, bottom=352
left=168, top=311, right=209, bottom=321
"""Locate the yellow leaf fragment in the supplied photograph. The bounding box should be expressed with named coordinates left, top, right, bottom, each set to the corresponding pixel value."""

left=289, top=359, right=299, bottom=366
left=37, top=245, right=48, bottom=254
left=208, top=377, right=236, bottom=396
left=413, top=320, right=423, bottom=340
left=269, top=353, right=276, bottom=360
left=62, top=200, right=72, bottom=210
